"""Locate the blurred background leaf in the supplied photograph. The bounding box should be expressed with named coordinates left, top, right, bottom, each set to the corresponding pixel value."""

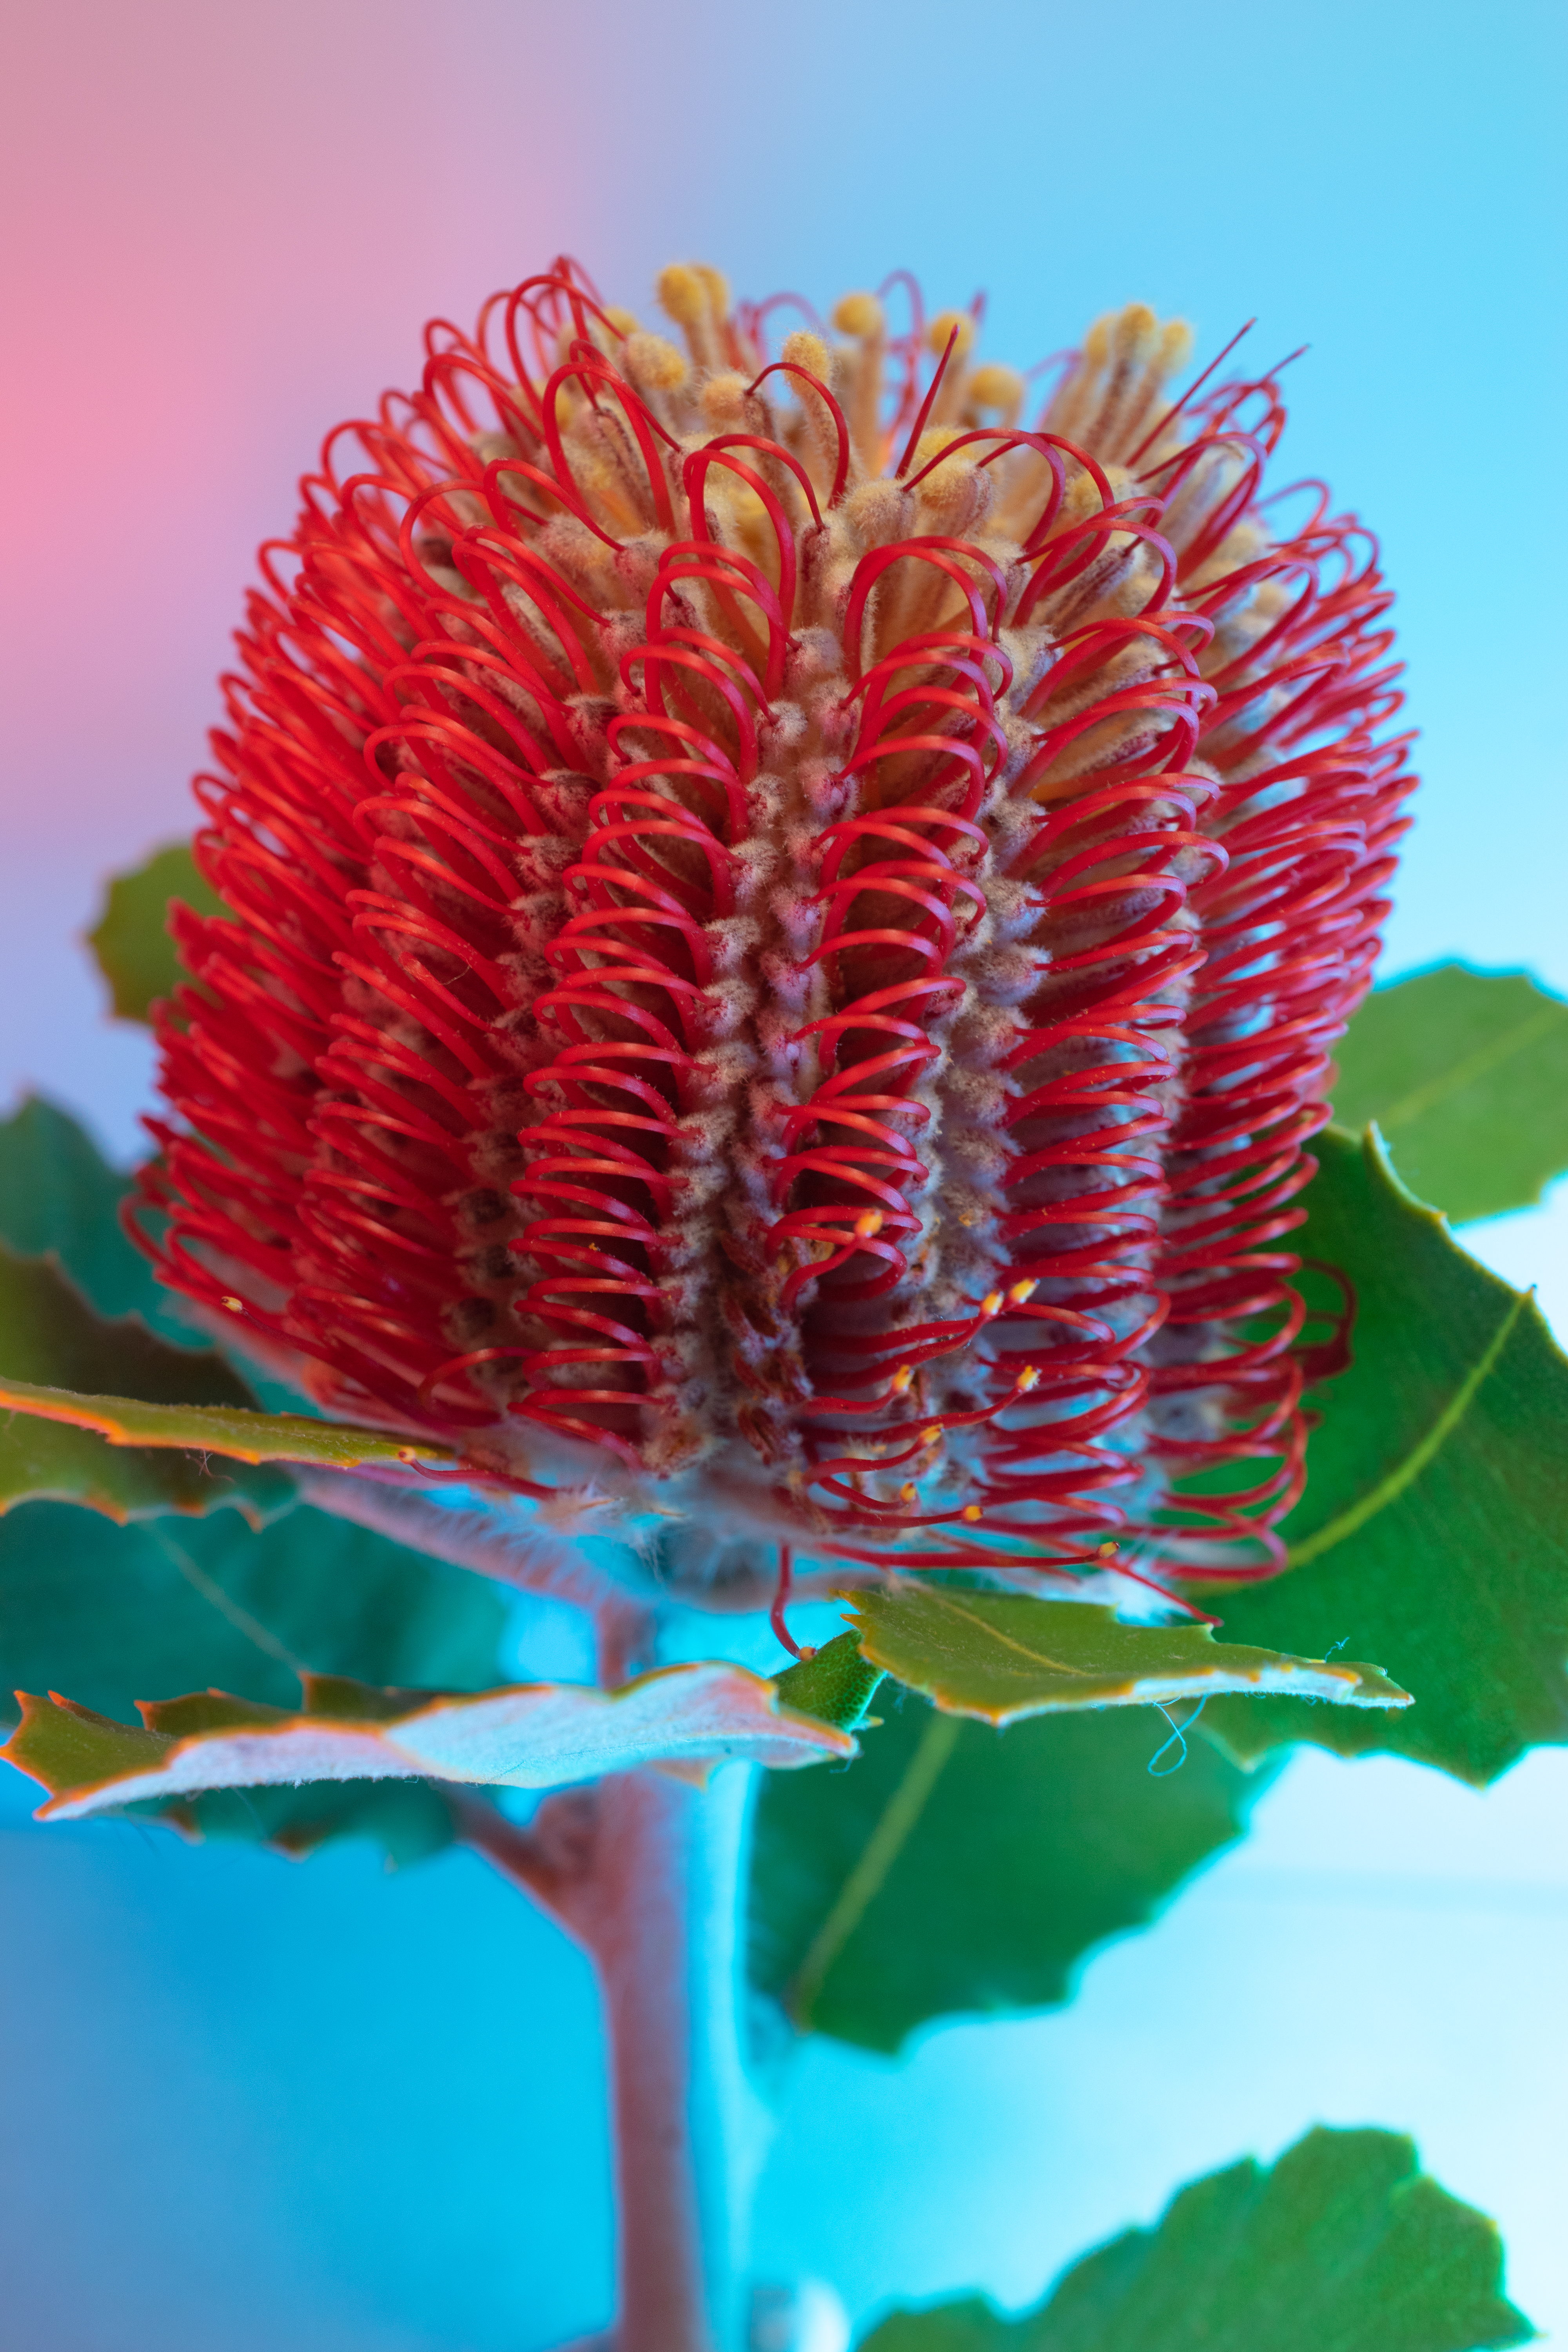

left=0, top=1095, right=192, bottom=1339
left=858, top=2125, right=1532, bottom=2352
left=750, top=1698, right=1270, bottom=2054
left=85, top=841, right=221, bottom=1025
left=1333, top=964, right=1568, bottom=1222
left=0, top=1246, right=293, bottom=1521
left=0, top=1497, right=510, bottom=1861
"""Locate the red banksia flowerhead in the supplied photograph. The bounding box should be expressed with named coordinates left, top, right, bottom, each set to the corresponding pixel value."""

left=136, top=260, right=1412, bottom=1602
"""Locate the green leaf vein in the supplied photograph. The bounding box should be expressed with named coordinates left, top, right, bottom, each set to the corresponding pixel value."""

left=1373, top=1000, right=1566, bottom=1136
left=1288, top=1287, right=1527, bottom=1569
left=788, top=1708, right=960, bottom=2024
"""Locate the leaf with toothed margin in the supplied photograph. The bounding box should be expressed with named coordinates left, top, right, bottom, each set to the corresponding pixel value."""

left=772, top=1630, right=886, bottom=1730
left=1332, top=962, right=1568, bottom=1222
left=0, top=1489, right=511, bottom=1867
left=858, top=2125, right=1533, bottom=2352
left=0, top=1244, right=452, bottom=1494
left=842, top=1588, right=1409, bottom=1724
left=750, top=1695, right=1271, bottom=2053
left=2, top=1661, right=856, bottom=1818
left=86, top=840, right=224, bottom=1025
left=0, top=1246, right=293, bottom=1522
left=0, top=1372, right=456, bottom=1476
left=0, top=1498, right=509, bottom=1734
left=1197, top=1125, right=1568, bottom=1786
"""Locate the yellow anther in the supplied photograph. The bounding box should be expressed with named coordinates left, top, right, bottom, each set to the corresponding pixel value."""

left=891, top=1365, right=915, bottom=1394
left=782, top=329, right=831, bottom=380
left=1007, top=1278, right=1038, bottom=1305
left=833, top=291, right=883, bottom=339
left=700, top=372, right=751, bottom=423
left=624, top=332, right=688, bottom=392
left=920, top=1426, right=942, bottom=1447
left=1083, top=314, right=1113, bottom=367
left=693, top=263, right=731, bottom=318
left=961, top=1503, right=984, bottom=1523
left=854, top=1208, right=885, bottom=1239
left=980, top=1290, right=1004, bottom=1318
left=1112, top=302, right=1160, bottom=366
left=1098, top=1539, right=1120, bottom=1556
left=1158, top=320, right=1195, bottom=379
left=602, top=306, right=640, bottom=337
left=221, top=1294, right=245, bottom=1312
left=1015, top=1365, right=1040, bottom=1392
left=657, top=265, right=708, bottom=327
left=969, top=362, right=1024, bottom=411
left=899, top=1483, right=918, bottom=1504
left=927, top=309, right=976, bottom=359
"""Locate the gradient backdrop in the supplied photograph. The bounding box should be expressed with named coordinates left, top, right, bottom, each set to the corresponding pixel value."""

left=2, top=2, right=1566, bottom=2345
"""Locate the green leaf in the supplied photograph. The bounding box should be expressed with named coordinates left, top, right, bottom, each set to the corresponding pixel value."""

left=1332, top=963, right=1568, bottom=1221
left=858, top=2126, right=1533, bottom=2352
left=0, top=1095, right=197, bottom=1339
left=0, top=1498, right=507, bottom=1730
left=0, top=1247, right=292, bottom=1521
left=844, top=1589, right=1408, bottom=1724
left=0, top=1368, right=456, bottom=1477
left=3, top=1660, right=856, bottom=1817
left=750, top=1696, right=1267, bottom=2052
left=1200, top=1127, right=1568, bottom=1784
left=86, top=840, right=223, bottom=1024
left=773, top=1629, right=886, bottom=1730
left=0, top=1491, right=511, bottom=1865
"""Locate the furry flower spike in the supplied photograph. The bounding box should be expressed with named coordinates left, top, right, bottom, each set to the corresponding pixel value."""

left=134, top=258, right=1412, bottom=1598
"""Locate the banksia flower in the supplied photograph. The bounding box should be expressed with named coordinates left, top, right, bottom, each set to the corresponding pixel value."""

left=135, top=260, right=1412, bottom=1597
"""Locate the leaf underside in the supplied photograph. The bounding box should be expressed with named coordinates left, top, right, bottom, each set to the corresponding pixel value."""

left=1333, top=962, right=1568, bottom=1222
left=859, top=2125, right=1533, bottom=2352
left=1200, top=1127, right=1568, bottom=1784
left=845, top=1589, right=1408, bottom=1724
left=750, top=1696, right=1269, bottom=2052
left=4, top=1661, right=855, bottom=1818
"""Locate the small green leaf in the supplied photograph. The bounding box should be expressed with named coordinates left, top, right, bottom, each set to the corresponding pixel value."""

left=750, top=1698, right=1268, bottom=2052
left=1332, top=963, right=1568, bottom=1221
left=1200, top=1127, right=1568, bottom=1784
left=86, top=841, right=223, bottom=1025
left=860, top=2125, right=1532, bottom=2352
left=0, top=1247, right=291, bottom=1521
left=773, top=1630, right=886, bottom=1730
left=3, top=1660, right=855, bottom=1817
left=844, top=1588, right=1408, bottom=1724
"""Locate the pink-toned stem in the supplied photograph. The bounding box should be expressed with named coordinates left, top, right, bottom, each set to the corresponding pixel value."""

left=459, top=1764, right=759, bottom=2352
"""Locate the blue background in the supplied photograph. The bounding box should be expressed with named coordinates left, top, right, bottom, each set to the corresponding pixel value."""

left=2, top=0, right=1566, bottom=2341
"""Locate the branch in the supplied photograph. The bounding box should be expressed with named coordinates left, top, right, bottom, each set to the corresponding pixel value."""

left=449, top=1786, right=603, bottom=1940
